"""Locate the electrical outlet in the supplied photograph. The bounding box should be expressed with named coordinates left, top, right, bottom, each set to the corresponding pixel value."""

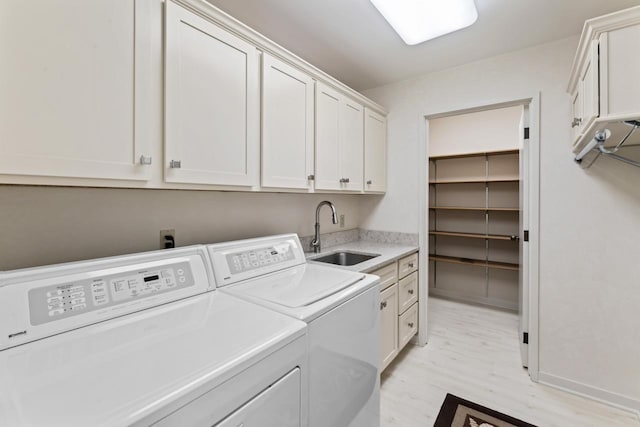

left=160, top=229, right=176, bottom=249
left=339, top=214, right=345, bottom=228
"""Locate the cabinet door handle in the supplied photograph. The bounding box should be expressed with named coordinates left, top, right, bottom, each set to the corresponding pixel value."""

left=345, top=177, right=350, bottom=183
left=380, top=301, right=387, bottom=310
left=571, top=117, right=582, bottom=128
left=366, top=180, right=372, bottom=185
left=339, top=178, right=346, bottom=183
left=307, top=174, right=315, bottom=181
left=169, top=160, right=182, bottom=169
left=408, top=289, right=414, bottom=295
left=408, top=322, right=414, bottom=328
left=139, top=155, right=152, bottom=165
left=408, top=262, right=414, bottom=268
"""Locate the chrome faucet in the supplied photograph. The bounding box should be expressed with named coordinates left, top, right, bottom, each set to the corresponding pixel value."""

left=311, top=201, right=338, bottom=253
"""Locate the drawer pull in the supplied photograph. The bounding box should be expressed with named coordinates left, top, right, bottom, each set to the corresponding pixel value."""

left=408, top=322, right=414, bottom=328
left=408, top=289, right=414, bottom=295
left=408, top=262, right=414, bottom=268
left=139, top=155, right=152, bottom=165
left=366, top=180, right=372, bottom=185
left=380, top=301, right=387, bottom=310
left=169, top=160, right=182, bottom=169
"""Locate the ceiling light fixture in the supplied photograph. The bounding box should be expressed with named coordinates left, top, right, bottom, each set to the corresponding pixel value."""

left=370, top=0, right=479, bottom=45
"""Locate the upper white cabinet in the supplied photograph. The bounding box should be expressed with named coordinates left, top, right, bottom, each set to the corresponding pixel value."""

left=569, top=6, right=640, bottom=150
left=339, top=98, right=365, bottom=191
left=364, top=108, right=387, bottom=193
left=315, top=83, right=364, bottom=192
left=0, top=0, right=387, bottom=191
left=164, top=0, right=259, bottom=187
left=261, top=53, right=315, bottom=190
left=0, top=0, right=153, bottom=182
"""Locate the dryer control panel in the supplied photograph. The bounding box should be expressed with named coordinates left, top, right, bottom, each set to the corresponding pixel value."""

left=27, top=262, right=194, bottom=326
left=0, top=246, right=212, bottom=350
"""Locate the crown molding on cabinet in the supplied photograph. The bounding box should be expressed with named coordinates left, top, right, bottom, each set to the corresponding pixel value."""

left=171, top=0, right=388, bottom=115
left=567, top=5, right=640, bottom=92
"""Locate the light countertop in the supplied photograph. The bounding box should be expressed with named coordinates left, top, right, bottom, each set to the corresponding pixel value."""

left=305, top=240, right=419, bottom=273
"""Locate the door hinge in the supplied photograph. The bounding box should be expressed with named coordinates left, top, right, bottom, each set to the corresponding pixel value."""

left=523, top=332, right=529, bottom=344
left=524, top=127, right=530, bottom=140
left=523, top=230, right=529, bottom=242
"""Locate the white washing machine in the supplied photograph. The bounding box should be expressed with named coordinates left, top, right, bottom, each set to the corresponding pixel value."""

left=207, top=234, right=381, bottom=427
left=0, top=246, right=308, bottom=427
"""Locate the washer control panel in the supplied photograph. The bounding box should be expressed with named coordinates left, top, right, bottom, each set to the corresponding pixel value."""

left=225, top=242, right=296, bottom=274
left=28, top=262, right=194, bottom=326
left=208, top=234, right=306, bottom=287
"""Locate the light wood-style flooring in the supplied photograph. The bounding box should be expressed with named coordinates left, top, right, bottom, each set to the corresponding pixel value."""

left=380, top=297, right=640, bottom=427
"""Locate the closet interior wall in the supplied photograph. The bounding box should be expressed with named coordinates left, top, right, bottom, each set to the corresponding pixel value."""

left=428, top=151, right=520, bottom=310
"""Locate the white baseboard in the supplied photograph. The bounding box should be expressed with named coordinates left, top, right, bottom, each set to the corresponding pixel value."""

left=538, top=372, right=640, bottom=419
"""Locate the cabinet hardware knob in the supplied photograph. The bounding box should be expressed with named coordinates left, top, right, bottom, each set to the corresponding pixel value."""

left=169, top=160, right=182, bottom=169
left=339, top=178, right=346, bottom=183
left=307, top=174, right=315, bottom=180
left=139, top=155, right=152, bottom=165
left=408, top=263, right=414, bottom=268
left=345, top=177, right=350, bottom=183
left=366, top=180, right=372, bottom=185
left=571, top=117, right=582, bottom=128
left=408, top=322, right=414, bottom=328
left=380, top=301, right=387, bottom=310
left=408, top=289, right=414, bottom=295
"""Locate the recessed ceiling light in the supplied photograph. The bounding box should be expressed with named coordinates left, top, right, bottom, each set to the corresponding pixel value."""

left=370, top=0, right=479, bottom=45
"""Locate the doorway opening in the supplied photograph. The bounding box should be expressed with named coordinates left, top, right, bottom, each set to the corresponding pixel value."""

left=419, top=96, right=540, bottom=378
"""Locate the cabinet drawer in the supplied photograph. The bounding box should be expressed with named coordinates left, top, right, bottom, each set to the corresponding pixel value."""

left=371, top=262, right=398, bottom=291
left=398, top=302, right=418, bottom=351
left=398, top=271, right=418, bottom=314
left=398, top=253, right=418, bottom=279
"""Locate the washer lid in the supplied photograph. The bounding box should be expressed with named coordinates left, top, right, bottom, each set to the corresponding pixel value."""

left=229, top=263, right=366, bottom=308
left=0, top=292, right=305, bottom=427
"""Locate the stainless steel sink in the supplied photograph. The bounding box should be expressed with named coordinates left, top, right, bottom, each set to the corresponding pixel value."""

left=311, top=251, right=380, bottom=266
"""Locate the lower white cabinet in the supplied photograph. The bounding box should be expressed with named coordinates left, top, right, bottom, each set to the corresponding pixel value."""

left=379, top=283, right=399, bottom=372
left=374, top=252, right=419, bottom=373
left=398, top=303, right=418, bottom=350
left=164, top=0, right=259, bottom=187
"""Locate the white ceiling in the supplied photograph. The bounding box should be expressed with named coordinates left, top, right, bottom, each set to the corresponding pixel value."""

left=205, top=0, right=640, bottom=91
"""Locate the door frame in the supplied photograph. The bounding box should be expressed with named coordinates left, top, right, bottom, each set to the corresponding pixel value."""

left=418, top=93, right=541, bottom=381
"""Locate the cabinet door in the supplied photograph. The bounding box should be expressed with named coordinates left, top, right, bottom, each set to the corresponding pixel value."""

left=165, top=1, right=259, bottom=186
left=380, top=284, right=399, bottom=372
left=570, top=89, right=583, bottom=144
left=315, top=82, right=342, bottom=191
left=0, top=0, right=153, bottom=182
left=339, top=98, right=364, bottom=192
left=579, top=42, right=599, bottom=133
left=600, top=27, right=640, bottom=117
left=364, top=108, right=387, bottom=193
left=262, top=53, right=314, bottom=190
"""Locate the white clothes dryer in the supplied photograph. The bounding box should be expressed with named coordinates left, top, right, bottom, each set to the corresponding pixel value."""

left=207, top=234, right=380, bottom=427
left=0, top=246, right=308, bottom=427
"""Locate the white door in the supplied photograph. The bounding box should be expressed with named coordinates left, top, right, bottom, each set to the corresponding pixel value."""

left=0, top=0, right=153, bottom=182
left=364, top=108, right=387, bottom=193
left=164, top=0, right=259, bottom=187
left=519, top=106, right=530, bottom=368
left=315, top=83, right=341, bottom=191
left=339, top=98, right=364, bottom=192
left=262, top=53, right=314, bottom=190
